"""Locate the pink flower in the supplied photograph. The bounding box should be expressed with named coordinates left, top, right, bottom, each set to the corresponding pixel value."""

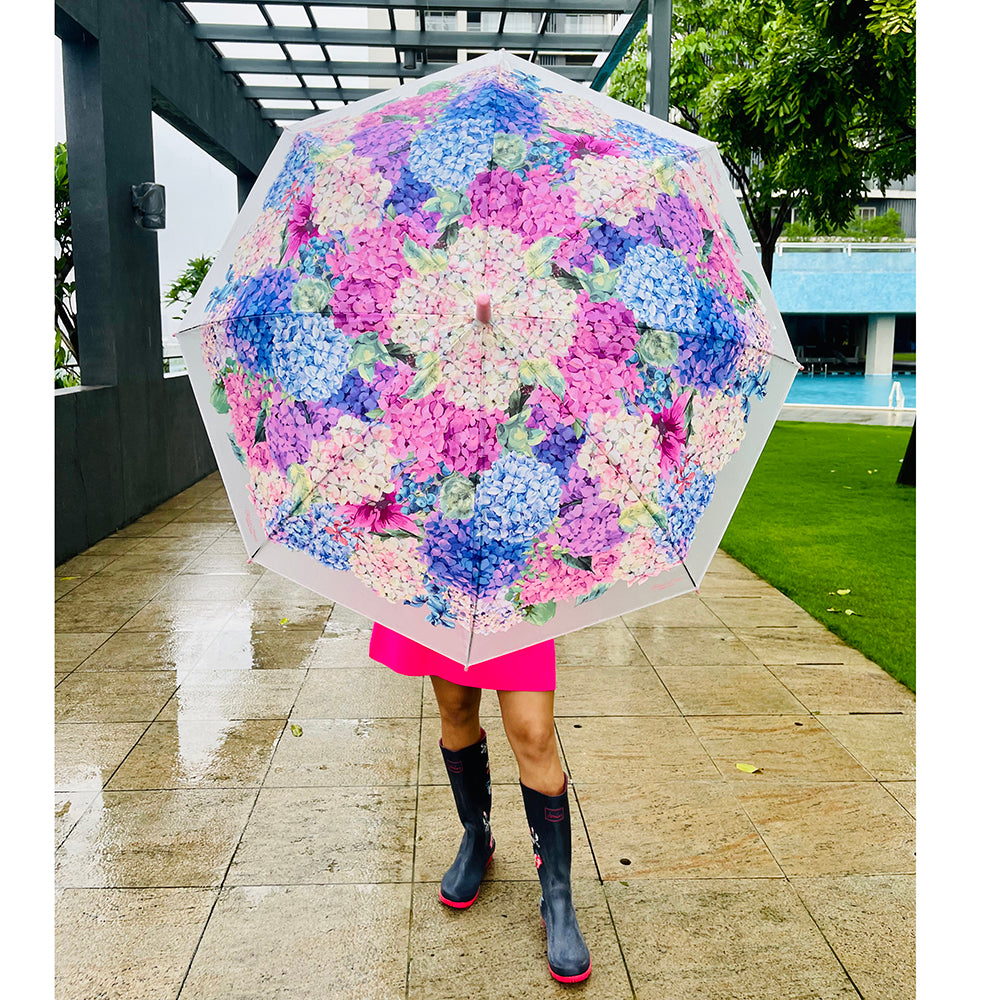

left=338, top=491, right=419, bottom=535
left=548, top=130, right=623, bottom=161
left=283, top=190, right=318, bottom=264
left=651, top=391, right=691, bottom=474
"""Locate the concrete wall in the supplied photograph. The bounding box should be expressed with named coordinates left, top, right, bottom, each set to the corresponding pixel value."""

left=54, top=0, right=278, bottom=565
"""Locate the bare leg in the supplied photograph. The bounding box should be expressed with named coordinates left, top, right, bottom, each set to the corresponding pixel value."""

left=431, top=675, right=483, bottom=750
left=496, top=689, right=564, bottom=795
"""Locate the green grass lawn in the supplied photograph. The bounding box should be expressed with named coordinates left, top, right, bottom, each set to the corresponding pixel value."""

left=720, top=421, right=915, bottom=692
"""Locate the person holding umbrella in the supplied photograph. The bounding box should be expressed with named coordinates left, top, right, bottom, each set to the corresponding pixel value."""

left=370, top=622, right=591, bottom=984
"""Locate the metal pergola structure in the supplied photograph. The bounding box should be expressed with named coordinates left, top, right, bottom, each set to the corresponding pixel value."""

left=163, top=0, right=663, bottom=124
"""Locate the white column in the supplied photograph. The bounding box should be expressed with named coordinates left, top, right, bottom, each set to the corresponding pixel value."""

left=865, top=314, right=896, bottom=376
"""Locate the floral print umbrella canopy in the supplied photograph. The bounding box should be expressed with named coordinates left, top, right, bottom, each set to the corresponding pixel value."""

left=178, top=50, right=798, bottom=667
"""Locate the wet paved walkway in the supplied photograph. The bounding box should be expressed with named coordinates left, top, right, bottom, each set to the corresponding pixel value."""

left=55, top=471, right=915, bottom=1000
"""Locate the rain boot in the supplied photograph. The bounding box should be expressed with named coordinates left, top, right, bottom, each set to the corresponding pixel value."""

left=439, top=728, right=495, bottom=908
left=520, top=775, right=592, bottom=983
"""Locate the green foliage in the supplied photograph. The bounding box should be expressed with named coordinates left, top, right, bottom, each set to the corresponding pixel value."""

left=782, top=207, right=906, bottom=241
left=164, top=254, right=215, bottom=320
left=606, top=0, right=915, bottom=280
left=54, top=142, right=79, bottom=388
left=720, top=421, right=915, bottom=691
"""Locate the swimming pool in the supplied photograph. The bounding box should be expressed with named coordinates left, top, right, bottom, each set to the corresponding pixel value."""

left=784, top=371, right=916, bottom=408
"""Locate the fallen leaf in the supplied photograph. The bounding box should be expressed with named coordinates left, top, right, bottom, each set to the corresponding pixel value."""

left=827, top=607, right=838, bottom=612
left=290, top=724, right=303, bottom=737
left=844, top=609, right=859, bottom=616
left=836, top=589, right=851, bottom=595
left=279, top=617, right=290, bottom=626
left=736, top=762, right=762, bottom=774
left=59, top=576, right=79, bottom=581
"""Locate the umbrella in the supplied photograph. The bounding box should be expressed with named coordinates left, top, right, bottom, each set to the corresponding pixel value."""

left=177, top=50, right=798, bottom=667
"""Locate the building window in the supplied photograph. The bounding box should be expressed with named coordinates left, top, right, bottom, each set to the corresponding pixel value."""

left=857, top=206, right=877, bottom=220
left=557, top=14, right=609, bottom=34
left=425, top=11, right=457, bottom=31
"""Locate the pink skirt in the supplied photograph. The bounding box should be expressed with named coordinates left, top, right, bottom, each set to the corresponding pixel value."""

left=369, top=623, right=556, bottom=692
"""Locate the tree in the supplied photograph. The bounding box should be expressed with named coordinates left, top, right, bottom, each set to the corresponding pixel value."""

left=164, top=254, right=216, bottom=320
left=54, top=142, right=79, bottom=388
left=608, top=0, right=915, bottom=280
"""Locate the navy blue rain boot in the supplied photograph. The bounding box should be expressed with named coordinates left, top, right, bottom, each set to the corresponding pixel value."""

left=521, top=775, right=592, bottom=983
left=439, top=728, right=495, bottom=908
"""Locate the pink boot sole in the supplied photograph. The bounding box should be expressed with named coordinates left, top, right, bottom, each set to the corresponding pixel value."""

left=438, top=851, right=494, bottom=909
left=548, top=960, right=592, bottom=984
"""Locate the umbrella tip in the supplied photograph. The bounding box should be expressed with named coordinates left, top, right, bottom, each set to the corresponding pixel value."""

left=475, top=292, right=492, bottom=324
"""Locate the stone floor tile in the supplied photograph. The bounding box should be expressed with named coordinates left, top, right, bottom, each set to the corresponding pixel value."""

left=247, top=573, right=337, bottom=606
left=177, top=884, right=410, bottom=1000
left=174, top=551, right=264, bottom=575
left=76, top=630, right=218, bottom=672
left=201, top=535, right=253, bottom=555
left=622, top=593, right=725, bottom=627
left=56, top=672, right=72, bottom=686
left=703, top=551, right=765, bottom=580
left=307, top=633, right=381, bottom=667
left=700, top=593, right=822, bottom=629
left=168, top=508, right=236, bottom=525
left=575, top=780, right=781, bottom=880
left=686, top=716, right=874, bottom=782
left=605, top=878, right=859, bottom=1000
left=695, top=575, right=777, bottom=597
left=558, top=716, right=719, bottom=783
left=554, top=625, right=648, bottom=666
left=655, top=663, right=809, bottom=716
left=293, top=667, right=423, bottom=719
left=732, top=626, right=879, bottom=667
left=57, top=571, right=175, bottom=604
left=119, top=599, right=241, bottom=633
left=733, top=781, right=916, bottom=876
left=150, top=523, right=229, bottom=541
left=768, top=663, right=916, bottom=715
left=55, top=599, right=148, bottom=633
left=158, top=669, right=307, bottom=722
left=816, top=713, right=916, bottom=780
left=225, top=601, right=333, bottom=632
left=56, top=791, right=100, bottom=848
left=56, top=553, right=117, bottom=579
left=80, top=536, right=144, bottom=559
left=407, top=879, right=629, bottom=1000
left=110, top=521, right=163, bottom=539
left=630, top=627, right=761, bottom=667
left=554, top=663, right=681, bottom=717
left=55, top=788, right=257, bottom=887
left=154, top=573, right=261, bottom=603
left=265, top=717, right=420, bottom=787
left=882, top=781, right=915, bottom=819
left=98, top=552, right=197, bottom=575
left=417, top=718, right=523, bottom=785
left=191, top=628, right=322, bottom=671
left=106, top=719, right=285, bottom=790
left=55, top=887, right=217, bottom=1000
left=793, top=875, right=915, bottom=1000
left=225, top=785, right=416, bottom=885
left=56, top=575, right=85, bottom=598
left=55, top=672, right=179, bottom=723
left=413, top=782, right=596, bottom=884
left=55, top=632, right=113, bottom=668
left=55, top=723, right=148, bottom=791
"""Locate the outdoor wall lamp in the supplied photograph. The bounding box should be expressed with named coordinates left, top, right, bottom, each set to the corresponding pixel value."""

left=131, top=182, right=166, bottom=229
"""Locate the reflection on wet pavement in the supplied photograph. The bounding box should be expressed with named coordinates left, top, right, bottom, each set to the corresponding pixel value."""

left=55, top=471, right=915, bottom=999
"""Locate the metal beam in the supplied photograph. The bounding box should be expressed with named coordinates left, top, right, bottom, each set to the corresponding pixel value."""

left=590, top=0, right=647, bottom=91
left=173, top=0, right=627, bottom=11
left=191, top=24, right=610, bottom=51
left=219, top=57, right=597, bottom=80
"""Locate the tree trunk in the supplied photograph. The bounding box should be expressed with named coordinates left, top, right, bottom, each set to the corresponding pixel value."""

left=896, top=420, right=915, bottom=486
left=759, top=239, right=775, bottom=284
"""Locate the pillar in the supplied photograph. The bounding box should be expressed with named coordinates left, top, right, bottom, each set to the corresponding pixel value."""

left=646, top=0, right=673, bottom=121
left=865, top=314, right=896, bottom=376
left=61, top=0, right=168, bottom=513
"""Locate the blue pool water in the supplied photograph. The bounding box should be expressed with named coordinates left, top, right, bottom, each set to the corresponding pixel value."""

left=785, top=371, right=916, bottom=408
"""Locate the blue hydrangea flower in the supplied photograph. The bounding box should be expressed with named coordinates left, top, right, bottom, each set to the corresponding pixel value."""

left=384, top=164, right=436, bottom=216
left=612, top=119, right=692, bottom=162
left=672, top=283, right=746, bottom=394
left=271, top=500, right=356, bottom=571
left=263, top=133, right=321, bottom=211
left=629, top=358, right=675, bottom=413
left=441, top=80, right=543, bottom=136
left=652, top=468, right=717, bottom=559
left=533, top=423, right=585, bottom=481
left=473, top=452, right=562, bottom=545
left=327, top=365, right=386, bottom=420
left=271, top=315, right=352, bottom=402
left=225, top=315, right=277, bottom=375
left=576, top=218, right=642, bottom=269
left=297, top=236, right=336, bottom=279
left=229, top=266, right=297, bottom=321
left=421, top=515, right=529, bottom=598
left=404, top=578, right=456, bottom=628
left=739, top=368, right=770, bottom=419
left=617, top=246, right=700, bottom=333
left=408, top=118, right=495, bottom=191
left=395, top=473, right=440, bottom=515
